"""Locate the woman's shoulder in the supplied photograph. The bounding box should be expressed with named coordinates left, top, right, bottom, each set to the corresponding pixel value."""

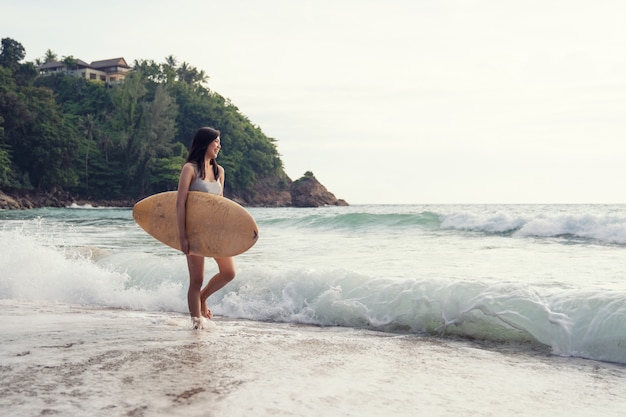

left=182, top=162, right=197, bottom=171
left=180, top=162, right=197, bottom=179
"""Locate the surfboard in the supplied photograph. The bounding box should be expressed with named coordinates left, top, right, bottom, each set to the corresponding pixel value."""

left=132, top=191, right=258, bottom=257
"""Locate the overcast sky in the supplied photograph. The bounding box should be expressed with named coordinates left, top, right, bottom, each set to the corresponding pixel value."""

left=3, top=0, right=626, bottom=204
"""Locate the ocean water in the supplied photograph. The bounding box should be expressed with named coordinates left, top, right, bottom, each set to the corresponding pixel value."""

left=2, top=203, right=626, bottom=416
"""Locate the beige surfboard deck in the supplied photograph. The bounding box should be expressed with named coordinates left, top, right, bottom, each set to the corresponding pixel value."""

left=132, top=191, right=258, bottom=257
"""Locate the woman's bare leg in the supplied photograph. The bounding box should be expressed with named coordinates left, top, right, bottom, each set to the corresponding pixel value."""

left=186, top=254, right=205, bottom=319
left=200, top=257, right=236, bottom=319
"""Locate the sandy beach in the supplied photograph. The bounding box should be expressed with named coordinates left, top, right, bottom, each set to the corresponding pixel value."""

left=2, top=300, right=626, bottom=417
left=3, top=204, right=626, bottom=416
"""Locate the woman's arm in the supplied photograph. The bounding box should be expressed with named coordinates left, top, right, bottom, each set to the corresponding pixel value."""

left=218, top=165, right=225, bottom=197
left=176, top=163, right=195, bottom=254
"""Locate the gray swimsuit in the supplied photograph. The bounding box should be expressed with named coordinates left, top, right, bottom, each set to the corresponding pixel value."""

left=189, top=165, right=222, bottom=195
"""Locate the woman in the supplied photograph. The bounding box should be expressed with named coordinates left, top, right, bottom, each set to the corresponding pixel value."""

left=176, top=127, right=236, bottom=329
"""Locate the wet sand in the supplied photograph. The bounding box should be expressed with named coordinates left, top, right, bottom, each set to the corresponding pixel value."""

left=1, top=301, right=626, bottom=417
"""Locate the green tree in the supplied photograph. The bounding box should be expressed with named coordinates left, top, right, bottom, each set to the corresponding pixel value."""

left=135, top=83, right=179, bottom=194
left=149, top=143, right=187, bottom=191
left=0, top=38, right=80, bottom=190
left=36, top=73, right=113, bottom=115
left=21, top=88, right=79, bottom=188
left=133, top=59, right=168, bottom=85
left=0, top=63, right=31, bottom=188
left=163, top=55, right=178, bottom=83
left=62, top=55, right=78, bottom=71
left=80, top=114, right=96, bottom=189
left=2, top=85, right=78, bottom=189
left=13, top=62, right=38, bottom=86
left=44, top=49, right=58, bottom=63
left=165, top=55, right=178, bottom=68
left=0, top=115, right=12, bottom=187
left=108, top=71, right=147, bottom=186
left=2, top=40, right=288, bottom=202
left=0, top=38, right=25, bottom=72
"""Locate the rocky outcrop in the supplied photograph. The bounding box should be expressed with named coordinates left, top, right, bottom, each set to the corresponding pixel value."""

left=228, top=172, right=293, bottom=207
left=289, top=172, right=348, bottom=208
left=0, top=189, right=77, bottom=209
left=0, top=192, right=21, bottom=209
left=229, top=171, right=348, bottom=208
left=0, top=189, right=134, bottom=210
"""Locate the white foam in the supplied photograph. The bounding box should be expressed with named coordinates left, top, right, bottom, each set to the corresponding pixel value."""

left=68, top=202, right=94, bottom=209
left=207, top=267, right=626, bottom=364
left=440, top=209, right=626, bottom=244
left=517, top=214, right=626, bottom=244
left=441, top=211, right=526, bottom=233
left=0, top=229, right=188, bottom=312
left=3, top=209, right=626, bottom=365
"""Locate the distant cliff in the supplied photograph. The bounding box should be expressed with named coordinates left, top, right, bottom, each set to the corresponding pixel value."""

left=230, top=171, right=348, bottom=208
left=289, top=171, right=348, bottom=207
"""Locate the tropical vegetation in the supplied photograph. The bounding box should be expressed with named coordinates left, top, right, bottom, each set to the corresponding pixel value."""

left=0, top=37, right=287, bottom=201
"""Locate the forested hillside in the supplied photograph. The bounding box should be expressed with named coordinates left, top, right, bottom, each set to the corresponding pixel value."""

left=0, top=37, right=292, bottom=204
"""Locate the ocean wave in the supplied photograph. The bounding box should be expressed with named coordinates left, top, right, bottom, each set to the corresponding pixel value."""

left=256, top=207, right=626, bottom=245
left=257, top=211, right=441, bottom=231
left=212, top=269, right=626, bottom=365
left=441, top=211, right=626, bottom=245
left=0, top=228, right=188, bottom=312
left=2, top=229, right=625, bottom=365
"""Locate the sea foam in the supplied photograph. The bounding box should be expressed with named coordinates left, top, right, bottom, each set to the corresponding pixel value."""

left=3, top=210, right=626, bottom=365
left=0, top=228, right=187, bottom=312
left=440, top=209, right=626, bottom=244
left=256, top=206, right=626, bottom=245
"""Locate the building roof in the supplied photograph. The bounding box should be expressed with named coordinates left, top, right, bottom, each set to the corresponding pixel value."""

left=39, top=61, right=64, bottom=69
left=90, top=58, right=130, bottom=69
left=39, top=59, right=91, bottom=69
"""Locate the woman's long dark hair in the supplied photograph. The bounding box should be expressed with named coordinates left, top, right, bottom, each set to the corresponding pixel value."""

left=186, top=127, right=220, bottom=180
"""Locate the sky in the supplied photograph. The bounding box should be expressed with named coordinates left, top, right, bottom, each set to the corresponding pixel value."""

left=3, top=0, right=626, bottom=204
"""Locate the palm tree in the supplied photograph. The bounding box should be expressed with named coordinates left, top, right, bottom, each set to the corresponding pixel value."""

left=161, top=56, right=177, bottom=83
left=164, top=55, right=178, bottom=69
left=194, top=69, right=209, bottom=86
left=62, top=55, right=78, bottom=71
left=44, top=49, right=57, bottom=63
left=176, top=61, right=192, bottom=84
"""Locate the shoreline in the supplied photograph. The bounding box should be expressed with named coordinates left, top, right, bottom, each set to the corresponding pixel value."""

left=0, top=183, right=348, bottom=210
left=0, top=189, right=134, bottom=210
left=1, top=172, right=348, bottom=210
left=2, top=300, right=626, bottom=416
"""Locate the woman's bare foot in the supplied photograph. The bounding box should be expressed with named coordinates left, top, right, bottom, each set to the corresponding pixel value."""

left=191, top=316, right=203, bottom=330
left=200, top=300, right=213, bottom=320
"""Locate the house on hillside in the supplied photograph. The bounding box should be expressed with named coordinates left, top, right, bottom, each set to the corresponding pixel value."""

left=38, top=57, right=131, bottom=85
